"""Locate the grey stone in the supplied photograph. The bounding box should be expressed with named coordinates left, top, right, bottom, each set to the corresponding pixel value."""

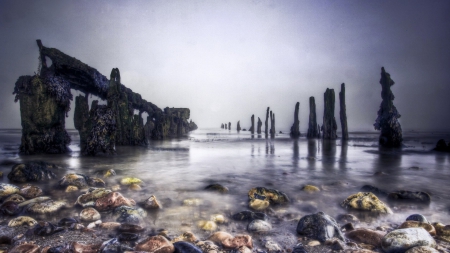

left=381, top=227, right=436, bottom=253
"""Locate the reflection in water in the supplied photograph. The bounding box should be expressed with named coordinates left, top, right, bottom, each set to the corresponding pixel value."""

left=292, top=140, right=299, bottom=170
left=339, top=141, right=348, bottom=170
left=373, top=146, right=402, bottom=186
left=307, top=139, right=317, bottom=168
left=322, top=139, right=336, bottom=170
left=265, top=140, right=275, bottom=155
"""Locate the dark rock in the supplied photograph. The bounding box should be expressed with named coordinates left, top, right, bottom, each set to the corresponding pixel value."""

left=434, top=139, right=449, bottom=152
left=265, top=107, right=269, bottom=137
left=406, top=214, right=429, bottom=224
left=339, top=83, right=349, bottom=140
left=330, top=240, right=346, bottom=251
left=322, top=88, right=337, bottom=139
left=360, top=185, right=388, bottom=197
left=341, top=222, right=355, bottom=232
left=28, top=221, right=64, bottom=236
left=118, top=223, right=145, bottom=233
left=8, top=162, right=57, bottom=183
left=58, top=217, right=79, bottom=227
left=336, top=214, right=359, bottom=224
left=118, top=232, right=139, bottom=242
left=374, top=67, right=403, bottom=147
left=0, top=201, right=21, bottom=215
left=307, top=97, right=318, bottom=138
left=232, top=210, right=268, bottom=221
left=204, top=184, right=229, bottom=193
left=290, top=102, right=300, bottom=138
left=174, top=241, right=203, bottom=253
left=99, top=238, right=134, bottom=253
left=387, top=191, right=431, bottom=204
left=296, top=212, right=344, bottom=242
left=292, top=243, right=308, bottom=253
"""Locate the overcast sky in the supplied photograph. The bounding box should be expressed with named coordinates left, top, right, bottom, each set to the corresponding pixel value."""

left=1, top=0, right=449, bottom=132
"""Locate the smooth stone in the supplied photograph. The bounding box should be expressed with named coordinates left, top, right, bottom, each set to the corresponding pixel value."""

left=118, top=223, right=145, bottom=233
left=296, top=212, right=344, bottom=242
left=233, top=246, right=252, bottom=253
left=204, top=184, right=229, bottom=194
left=211, top=214, right=225, bottom=224
left=65, top=185, right=79, bottom=192
left=248, top=199, right=270, bottom=211
left=247, top=219, right=272, bottom=232
left=336, top=214, right=359, bottom=224
left=69, top=242, right=101, bottom=253
left=120, top=177, right=143, bottom=186
left=399, top=221, right=436, bottom=236
left=76, top=188, right=111, bottom=207
left=172, top=232, right=198, bottom=243
left=301, top=185, right=320, bottom=192
left=8, top=216, right=38, bottom=227
left=248, top=187, right=290, bottom=205
left=406, top=214, right=429, bottom=224
left=195, top=241, right=220, bottom=253
left=135, top=235, right=175, bottom=253
left=387, top=191, right=431, bottom=204
left=80, top=207, right=101, bottom=221
left=99, top=221, right=121, bottom=230
left=58, top=217, right=79, bottom=227
left=59, top=173, right=89, bottom=188
left=87, top=177, right=106, bottom=187
left=381, top=227, right=436, bottom=253
left=341, top=192, right=393, bottom=214
left=405, top=246, right=439, bottom=253
left=1, top=201, right=20, bottom=215
left=144, top=195, right=162, bottom=209
left=232, top=210, right=268, bottom=221
left=129, top=183, right=142, bottom=191
left=103, top=169, right=116, bottom=178
left=26, top=199, right=66, bottom=214
left=4, top=194, right=25, bottom=204
left=264, top=240, right=281, bottom=253
left=433, top=222, right=450, bottom=236
left=173, top=241, right=203, bottom=253
left=307, top=240, right=321, bottom=246
left=8, top=162, right=57, bottom=183
left=0, top=183, right=19, bottom=197
left=95, top=192, right=135, bottom=211
left=208, top=232, right=253, bottom=249
left=19, top=185, right=43, bottom=198
left=100, top=238, right=134, bottom=252
left=346, top=228, right=385, bottom=247
left=197, top=220, right=217, bottom=231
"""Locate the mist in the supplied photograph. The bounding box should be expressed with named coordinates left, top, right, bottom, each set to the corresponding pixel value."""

left=1, top=0, right=450, bottom=132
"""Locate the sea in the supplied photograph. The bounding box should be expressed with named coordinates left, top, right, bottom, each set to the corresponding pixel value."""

left=1, top=128, right=450, bottom=235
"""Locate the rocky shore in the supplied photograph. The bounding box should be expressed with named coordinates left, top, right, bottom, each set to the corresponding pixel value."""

left=0, top=162, right=450, bottom=253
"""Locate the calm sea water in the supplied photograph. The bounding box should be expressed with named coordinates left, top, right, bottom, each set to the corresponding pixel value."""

left=1, top=128, right=450, bottom=234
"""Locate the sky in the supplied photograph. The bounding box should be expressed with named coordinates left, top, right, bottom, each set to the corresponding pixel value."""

left=1, top=0, right=449, bottom=132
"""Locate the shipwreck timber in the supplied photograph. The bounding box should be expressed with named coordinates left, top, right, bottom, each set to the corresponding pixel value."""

left=13, top=40, right=197, bottom=155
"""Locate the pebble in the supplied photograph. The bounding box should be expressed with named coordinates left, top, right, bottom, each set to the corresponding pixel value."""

left=399, top=221, right=436, bottom=236
left=208, top=232, right=253, bottom=249
left=387, top=191, right=431, bottom=205
left=173, top=241, right=203, bottom=253
left=264, top=239, right=281, bottom=253
left=103, top=169, right=116, bottom=178
left=381, top=227, right=436, bottom=253
left=7, top=243, right=40, bottom=253
left=172, top=231, right=198, bottom=243
left=307, top=240, right=320, bottom=246
left=341, top=192, right=393, bottom=214
left=346, top=228, right=385, bottom=247
left=247, top=219, right=272, bottom=232
left=99, top=222, right=121, bottom=230
left=204, top=184, right=229, bottom=193
left=198, top=220, right=217, bottom=231
left=232, top=210, right=268, bottom=221
left=292, top=243, right=308, bottom=253
left=19, top=184, right=43, bottom=198
left=336, top=213, right=360, bottom=224
left=80, top=207, right=101, bottom=221
left=0, top=183, right=20, bottom=197
left=248, top=199, right=270, bottom=211
left=406, top=214, right=429, bottom=224
left=4, top=194, right=25, bottom=204
left=211, top=214, right=225, bottom=224
left=8, top=216, right=38, bottom=227
left=120, top=177, right=143, bottom=186
left=296, top=212, right=344, bottom=242
left=301, top=185, right=320, bottom=192
left=144, top=195, right=162, bottom=209
left=129, top=183, right=142, bottom=191
left=65, top=185, right=79, bottom=192
left=135, top=235, right=175, bottom=253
